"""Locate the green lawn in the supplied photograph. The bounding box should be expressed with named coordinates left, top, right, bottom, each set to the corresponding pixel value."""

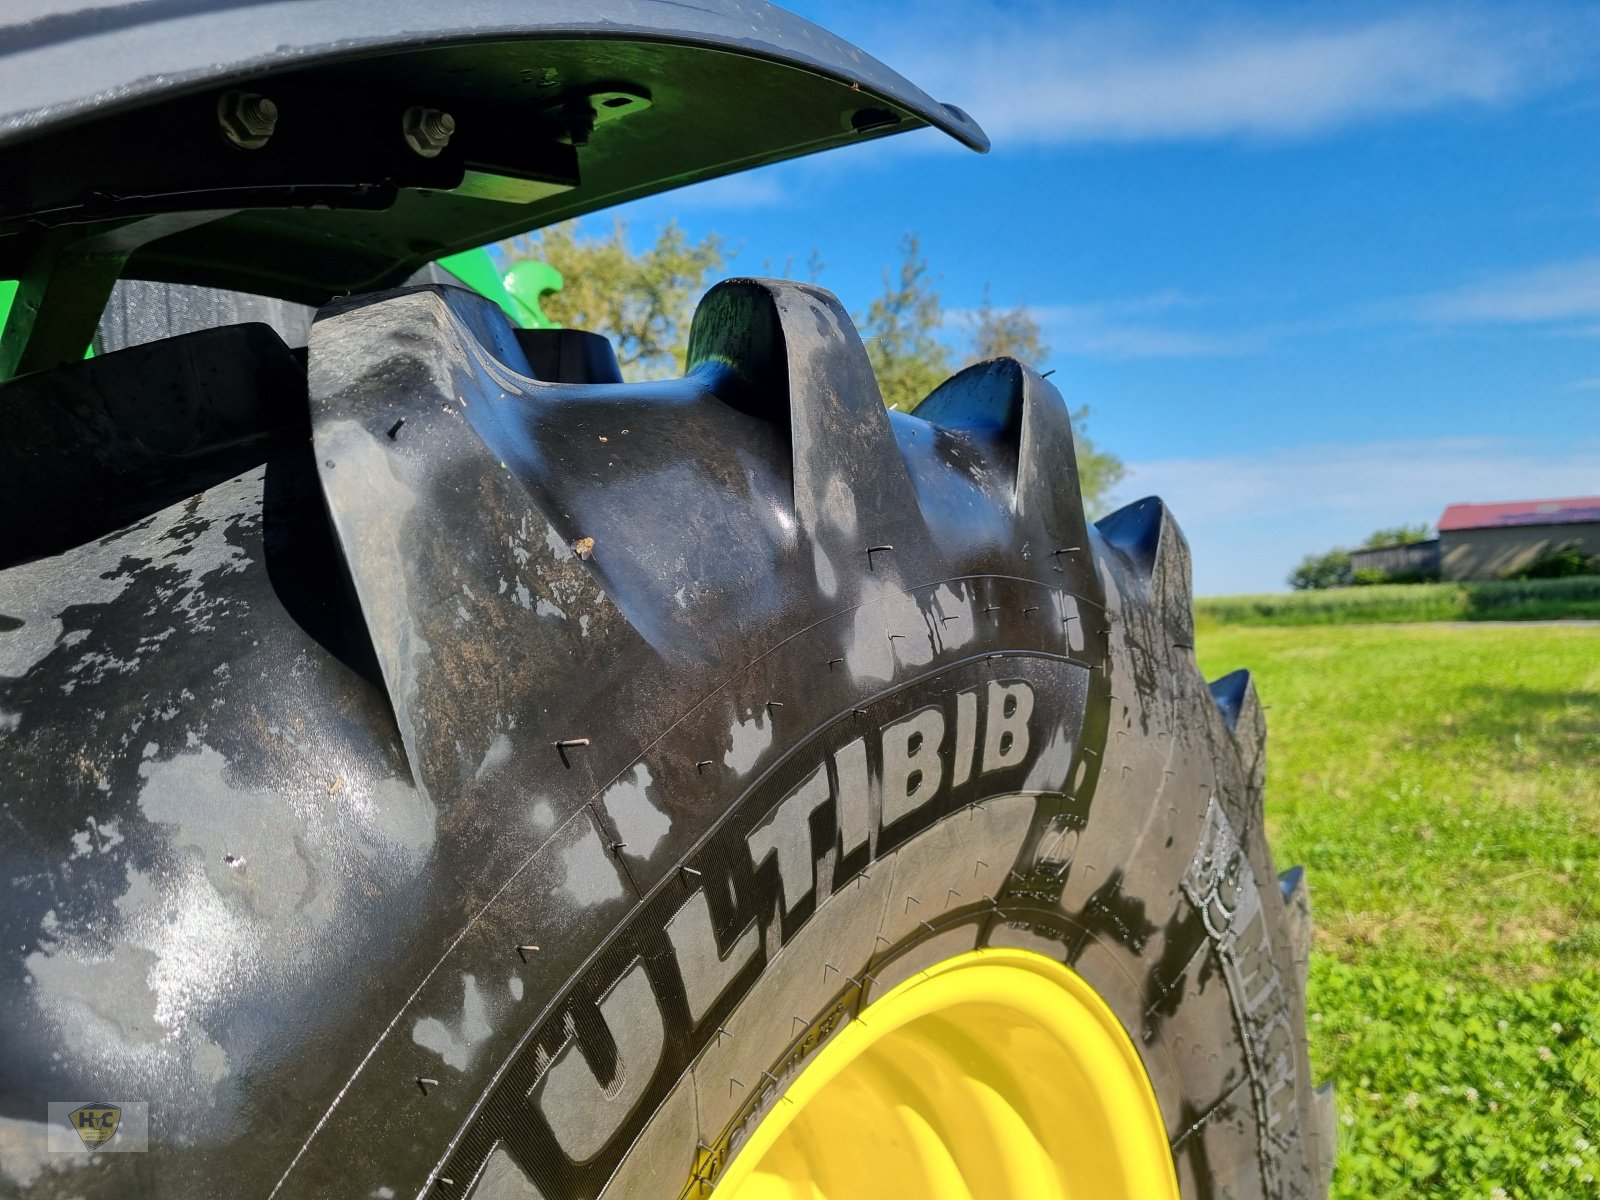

left=1195, top=624, right=1600, bottom=1198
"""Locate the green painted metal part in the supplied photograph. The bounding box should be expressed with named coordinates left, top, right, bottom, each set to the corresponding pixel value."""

left=502, top=259, right=564, bottom=330
left=0, top=276, right=97, bottom=375
left=437, top=249, right=562, bottom=331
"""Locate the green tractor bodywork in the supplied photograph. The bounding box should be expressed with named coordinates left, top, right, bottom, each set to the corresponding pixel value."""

left=0, top=1, right=983, bottom=385
left=0, top=279, right=23, bottom=364
left=436, top=250, right=563, bottom=331
left=0, top=246, right=561, bottom=377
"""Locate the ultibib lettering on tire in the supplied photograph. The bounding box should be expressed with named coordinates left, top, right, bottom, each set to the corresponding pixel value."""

left=0, top=277, right=1331, bottom=1199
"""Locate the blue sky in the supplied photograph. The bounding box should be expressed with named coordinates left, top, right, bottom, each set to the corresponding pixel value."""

left=594, top=1, right=1600, bottom=593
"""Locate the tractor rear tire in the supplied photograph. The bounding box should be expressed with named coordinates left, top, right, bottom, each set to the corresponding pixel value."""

left=0, top=278, right=1332, bottom=1199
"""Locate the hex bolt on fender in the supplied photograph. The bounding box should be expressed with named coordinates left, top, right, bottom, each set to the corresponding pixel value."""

left=217, top=90, right=279, bottom=150
left=402, top=106, right=456, bottom=158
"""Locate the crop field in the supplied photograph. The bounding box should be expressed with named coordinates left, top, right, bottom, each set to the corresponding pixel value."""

left=1195, top=623, right=1600, bottom=1197
left=1195, top=576, right=1600, bottom=627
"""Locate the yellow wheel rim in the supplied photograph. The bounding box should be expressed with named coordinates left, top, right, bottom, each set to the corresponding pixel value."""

left=710, top=948, right=1180, bottom=1200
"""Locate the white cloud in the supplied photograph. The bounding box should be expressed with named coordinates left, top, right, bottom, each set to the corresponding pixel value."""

left=1413, top=256, right=1600, bottom=325
left=1118, top=436, right=1600, bottom=594
left=664, top=170, right=793, bottom=211
left=948, top=291, right=1263, bottom=360
left=877, top=6, right=1581, bottom=145
left=1038, top=304, right=1262, bottom=359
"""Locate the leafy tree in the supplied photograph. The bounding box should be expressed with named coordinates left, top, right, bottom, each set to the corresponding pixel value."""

left=967, top=285, right=1048, bottom=363
left=1289, top=548, right=1353, bottom=590
left=1294, top=524, right=1436, bottom=589
left=760, top=248, right=827, bottom=283
left=855, top=233, right=952, bottom=415
left=507, top=219, right=723, bottom=378
left=1363, top=523, right=1432, bottom=548
left=962, top=288, right=1126, bottom=515
left=1066, top=410, right=1127, bottom=519
left=509, top=223, right=1126, bottom=513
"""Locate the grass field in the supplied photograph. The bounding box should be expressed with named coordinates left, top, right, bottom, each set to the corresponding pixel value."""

left=1195, top=576, right=1600, bottom=627
left=1195, top=624, right=1600, bottom=1198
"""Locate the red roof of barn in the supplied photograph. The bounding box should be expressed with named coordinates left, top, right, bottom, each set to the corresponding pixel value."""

left=1438, top=496, right=1600, bottom=532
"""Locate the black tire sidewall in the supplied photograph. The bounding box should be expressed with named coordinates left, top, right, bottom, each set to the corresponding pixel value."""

left=435, top=565, right=1312, bottom=1199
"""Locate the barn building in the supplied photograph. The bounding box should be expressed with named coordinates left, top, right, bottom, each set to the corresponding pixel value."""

left=1437, top=496, right=1600, bottom=581
left=1348, top=538, right=1440, bottom=579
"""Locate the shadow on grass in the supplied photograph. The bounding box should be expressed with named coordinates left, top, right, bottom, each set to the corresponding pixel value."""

left=1405, top=686, right=1600, bottom=771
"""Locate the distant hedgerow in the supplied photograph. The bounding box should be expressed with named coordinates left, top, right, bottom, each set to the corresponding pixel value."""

left=1196, top=577, right=1600, bottom=626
